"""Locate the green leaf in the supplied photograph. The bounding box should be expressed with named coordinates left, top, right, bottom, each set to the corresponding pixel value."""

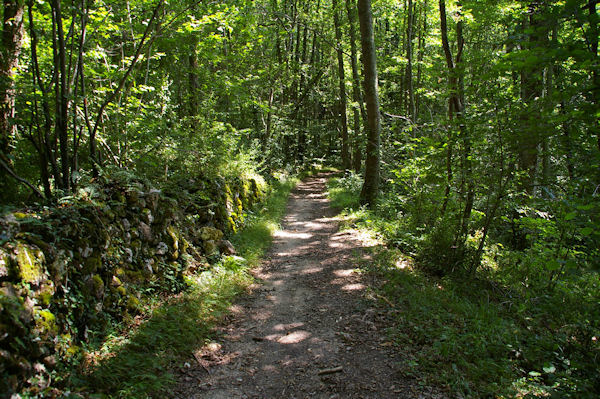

left=564, top=211, right=577, bottom=221
left=577, top=204, right=594, bottom=211
left=547, top=260, right=561, bottom=271
left=543, top=363, right=556, bottom=374
left=580, top=227, right=593, bottom=236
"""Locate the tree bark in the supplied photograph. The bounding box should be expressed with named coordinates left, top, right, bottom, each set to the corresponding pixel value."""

left=587, top=2, right=600, bottom=153
left=297, top=18, right=309, bottom=164
left=347, top=0, right=363, bottom=173
left=0, top=0, right=24, bottom=156
left=333, top=0, right=351, bottom=170
left=189, top=36, right=199, bottom=117
left=518, top=3, right=545, bottom=194
left=439, top=0, right=472, bottom=243
left=358, top=0, right=381, bottom=207
left=51, top=0, right=71, bottom=190
left=28, top=2, right=59, bottom=192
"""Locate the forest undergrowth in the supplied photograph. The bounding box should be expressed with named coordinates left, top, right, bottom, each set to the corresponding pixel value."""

left=328, top=174, right=600, bottom=399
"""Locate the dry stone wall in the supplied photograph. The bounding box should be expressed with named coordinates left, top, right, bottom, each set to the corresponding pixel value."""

left=0, top=173, right=265, bottom=395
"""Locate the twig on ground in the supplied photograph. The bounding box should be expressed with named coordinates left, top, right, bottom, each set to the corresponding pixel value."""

left=318, top=366, right=343, bottom=375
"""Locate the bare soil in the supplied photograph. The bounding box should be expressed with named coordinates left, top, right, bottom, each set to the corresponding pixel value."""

left=174, top=174, right=446, bottom=398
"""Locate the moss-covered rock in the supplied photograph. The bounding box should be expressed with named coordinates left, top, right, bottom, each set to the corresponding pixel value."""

left=48, top=249, right=70, bottom=282
left=35, top=281, right=55, bottom=306
left=15, top=243, right=46, bottom=285
left=199, top=226, right=224, bottom=242
left=218, top=239, right=236, bottom=255
left=228, top=216, right=237, bottom=232
left=126, top=294, right=140, bottom=312
left=165, top=225, right=181, bottom=259
left=138, top=222, right=153, bottom=242
left=110, top=276, right=122, bottom=288
left=85, top=275, right=105, bottom=299
left=203, top=240, right=219, bottom=255
left=142, top=208, right=153, bottom=225
left=0, top=247, right=9, bottom=278
left=83, top=255, right=102, bottom=274
left=34, top=309, right=58, bottom=340
left=146, top=189, right=161, bottom=212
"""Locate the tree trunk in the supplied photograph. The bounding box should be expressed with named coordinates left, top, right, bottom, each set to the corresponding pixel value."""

left=0, top=0, right=25, bottom=156
left=346, top=0, right=363, bottom=173
left=264, top=88, right=274, bottom=151
left=51, top=0, right=71, bottom=190
left=415, top=0, right=427, bottom=118
left=439, top=0, right=472, bottom=243
left=189, top=37, right=199, bottom=117
left=518, top=4, right=545, bottom=194
left=587, top=1, right=599, bottom=152
left=358, top=0, right=381, bottom=207
left=333, top=0, right=351, bottom=170
left=297, top=19, right=309, bottom=164
left=28, top=2, right=59, bottom=190
left=406, top=0, right=416, bottom=121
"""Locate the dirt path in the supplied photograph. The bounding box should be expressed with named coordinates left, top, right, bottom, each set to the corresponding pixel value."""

left=174, top=174, right=444, bottom=398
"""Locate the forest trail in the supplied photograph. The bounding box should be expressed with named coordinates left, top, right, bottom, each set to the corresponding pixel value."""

left=174, top=174, right=444, bottom=398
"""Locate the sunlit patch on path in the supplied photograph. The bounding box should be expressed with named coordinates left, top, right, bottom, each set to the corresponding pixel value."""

left=174, top=173, right=445, bottom=399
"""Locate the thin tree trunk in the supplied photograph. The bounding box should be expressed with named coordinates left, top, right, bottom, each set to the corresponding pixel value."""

left=358, top=0, right=381, bottom=207
left=587, top=1, right=599, bottom=152
left=189, top=36, right=199, bottom=117
left=439, top=0, right=472, bottom=244
left=406, top=0, right=416, bottom=121
left=264, top=88, right=274, bottom=151
left=0, top=156, right=44, bottom=198
left=518, top=4, right=545, bottom=194
left=438, top=0, right=457, bottom=217
left=89, top=0, right=163, bottom=176
left=51, top=0, right=71, bottom=190
left=333, top=0, right=351, bottom=170
left=415, top=0, right=427, bottom=118
left=347, top=0, right=363, bottom=173
left=297, top=18, right=309, bottom=164
left=28, top=2, right=59, bottom=188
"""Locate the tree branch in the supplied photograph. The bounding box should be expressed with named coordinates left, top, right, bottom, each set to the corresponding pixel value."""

left=90, top=0, right=164, bottom=171
left=0, top=153, right=45, bottom=199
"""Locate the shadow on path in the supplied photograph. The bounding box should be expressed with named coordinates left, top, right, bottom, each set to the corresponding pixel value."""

left=174, top=174, right=446, bottom=399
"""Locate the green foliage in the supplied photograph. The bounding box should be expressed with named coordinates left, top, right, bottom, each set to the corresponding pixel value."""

left=416, top=217, right=476, bottom=276
left=2, top=0, right=599, bottom=395
left=330, top=177, right=600, bottom=398
left=327, top=173, right=363, bottom=210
